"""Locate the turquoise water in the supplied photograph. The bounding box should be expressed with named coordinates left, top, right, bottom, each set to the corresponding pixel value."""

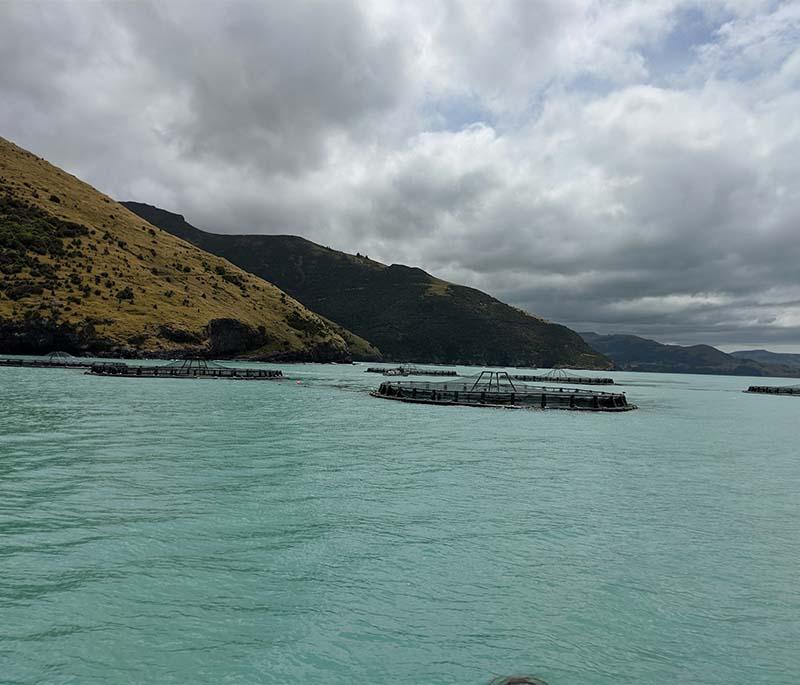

left=1, top=362, right=798, bottom=684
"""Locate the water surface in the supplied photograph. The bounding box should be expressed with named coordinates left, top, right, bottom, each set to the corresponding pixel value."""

left=1, top=363, right=798, bottom=683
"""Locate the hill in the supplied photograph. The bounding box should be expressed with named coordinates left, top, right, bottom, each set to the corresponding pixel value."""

left=580, top=332, right=799, bottom=377
left=731, top=349, right=800, bottom=370
left=0, top=137, right=378, bottom=361
left=122, top=202, right=610, bottom=368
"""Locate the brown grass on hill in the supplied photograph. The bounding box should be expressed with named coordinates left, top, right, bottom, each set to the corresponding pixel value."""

left=0, top=137, right=367, bottom=359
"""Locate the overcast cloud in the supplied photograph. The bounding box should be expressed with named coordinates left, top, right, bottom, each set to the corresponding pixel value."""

left=2, top=0, right=799, bottom=350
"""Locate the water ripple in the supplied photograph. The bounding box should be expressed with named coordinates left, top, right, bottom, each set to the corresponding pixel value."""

left=1, top=365, right=798, bottom=683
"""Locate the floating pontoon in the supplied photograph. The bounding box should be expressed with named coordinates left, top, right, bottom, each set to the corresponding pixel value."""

left=510, top=368, right=615, bottom=385
left=371, top=370, right=635, bottom=411
left=366, top=366, right=459, bottom=377
left=86, top=358, right=282, bottom=380
left=745, top=384, right=800, bottom=396
left=0, top=351, right=91, bottom=369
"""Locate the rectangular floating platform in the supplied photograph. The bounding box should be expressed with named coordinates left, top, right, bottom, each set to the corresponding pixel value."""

left=0, top=352, right=91, bottom=369
left=745, top=385, right=800, bottom=395
left=510, top=373, right=614, bottom=385
left=0, top=358, right=92, bottom=369
left=371, top=371, right=635, bottom=412
left=86, top=360, right=282, bottom=380
left=366, top=366, right=459, bottom=377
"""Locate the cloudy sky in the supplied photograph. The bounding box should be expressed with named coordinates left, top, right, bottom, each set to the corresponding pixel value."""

left=2, top=1, right=799, bottom=350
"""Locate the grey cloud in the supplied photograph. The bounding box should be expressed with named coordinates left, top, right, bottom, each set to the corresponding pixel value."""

left=110, top=0, right=408, bottom=174
left=1, top=0, right=799, bottom=349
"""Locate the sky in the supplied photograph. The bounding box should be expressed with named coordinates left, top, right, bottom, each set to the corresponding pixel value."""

left=1, top=0, right=799, bottom=351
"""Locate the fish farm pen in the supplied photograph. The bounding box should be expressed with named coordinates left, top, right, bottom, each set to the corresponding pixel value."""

left=745, top=384, right=800, bottom=396
left=366, top=366, right=459, bottom=377
left=510, top=368, right=615, bottom=385
left=0, top=351, right=91, bottom=369
left=371, top=371, right=635, bottom=412
left=86, top=358, right=282, bottom=380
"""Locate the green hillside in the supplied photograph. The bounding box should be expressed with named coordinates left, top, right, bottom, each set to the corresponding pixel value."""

left=581, top=332, right=800, bottom=377
left=731, top=349, right=800, bottom=370
left=0, top=137, right=377, bottom=361
left=124, top=202, right=610, bottom=368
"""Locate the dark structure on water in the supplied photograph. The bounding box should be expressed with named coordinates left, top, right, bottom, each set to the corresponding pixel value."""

left=371, top=371, right=635, bottom=412
left=510, top=368, right=615, bottom=385
left=87, top=358, right=282, bottom=380
left=366, top=366, right=459, bottom=377
left=745, top=384, right=800, bottom=396
left=0, top=351, right=91, bottom=369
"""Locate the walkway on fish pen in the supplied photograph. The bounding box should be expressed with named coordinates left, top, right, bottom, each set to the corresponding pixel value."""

left=366, top=366, right=459, bottom=377
left=0, top=351, right=92, bottom=369
left=371, top=371, right=635, bottom=412
left=745, top=384, right=800, bottom=396
left=86, top=358, right=282, bottom=380
left=510, top=368, right=615, bottom=385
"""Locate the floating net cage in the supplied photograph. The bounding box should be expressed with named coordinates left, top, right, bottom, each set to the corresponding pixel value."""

left=44, top=351, right=79, bottom=363
left=87, top=358, right=282, bottom=380
left=371, top=370, right=635, bottom=412
left=745, top=383, right=800, bottom=396
left=0, top=350, right=89, bottom=368
left=510, top=368, right=615, bottom=385
left=366, top=366, right=459, bottom=377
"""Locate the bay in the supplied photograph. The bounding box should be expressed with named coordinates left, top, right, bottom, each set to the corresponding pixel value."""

left=1, top=362, right=798, bottom=684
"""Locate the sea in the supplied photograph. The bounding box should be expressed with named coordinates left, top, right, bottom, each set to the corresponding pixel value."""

left=1, top=360, right=798, bottom=684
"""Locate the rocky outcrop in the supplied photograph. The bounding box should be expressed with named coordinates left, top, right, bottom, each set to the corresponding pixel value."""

left=0, top=316, right=104, bottom=356
left=206, top=318, right=267, bottom=356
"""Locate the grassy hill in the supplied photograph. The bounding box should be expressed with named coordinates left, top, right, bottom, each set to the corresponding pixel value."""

left=0, top=137, right=379, bottom=360
left=123, top=202, right=610, bottom=368
left=581, top=332, right=800, bottom=377
left=731, top=349, right=800, bottom=370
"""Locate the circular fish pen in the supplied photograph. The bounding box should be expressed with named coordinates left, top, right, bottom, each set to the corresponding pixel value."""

left=745, top=384, right=800, bottom=396
left=87, top=358, right=282, bottom=380
left=0, top=351, right=91, bottom=369
left=371, top=371, right=635, bottom=412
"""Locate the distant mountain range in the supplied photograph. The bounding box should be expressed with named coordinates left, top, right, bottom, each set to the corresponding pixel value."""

left=581, top=332, right=800, bottom=377
left=123, top=202, right=610, bottom=368
left=730, top=349, right=800, bottom=369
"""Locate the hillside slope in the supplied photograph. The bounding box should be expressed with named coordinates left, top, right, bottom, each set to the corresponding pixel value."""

left=0, top=137, right=378, bottom=360
left=581, top=332, right=799, bottom=377
left=731, top=349, right=800, bottom=370
left=123, top=202, right=610, bottom=368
